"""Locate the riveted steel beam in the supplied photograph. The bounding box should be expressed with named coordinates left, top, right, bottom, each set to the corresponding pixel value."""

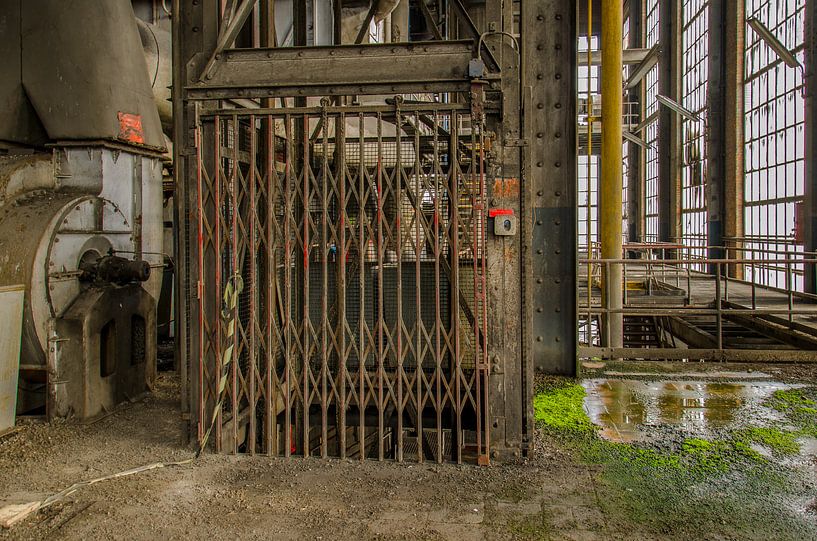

left=186, top=41, right=477, bottom=99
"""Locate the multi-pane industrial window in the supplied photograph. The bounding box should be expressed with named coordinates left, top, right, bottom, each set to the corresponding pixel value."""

left=578, top=156, right=600, bottom=252
left=744, top=0, right=806, bottom=290
left=578, top=35, right=600, bottom=253
left=681, top=0, right=709, bottom=268
left=643, top=0, right=660, bottom=242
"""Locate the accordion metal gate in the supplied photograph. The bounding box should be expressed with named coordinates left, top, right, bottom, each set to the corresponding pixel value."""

left=175, top=0, right=578, bottom=465
left=194, top=98, right=490, bottom=462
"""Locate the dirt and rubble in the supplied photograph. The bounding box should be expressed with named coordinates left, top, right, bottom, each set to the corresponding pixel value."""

left=0, top=363, right=815, bottom=540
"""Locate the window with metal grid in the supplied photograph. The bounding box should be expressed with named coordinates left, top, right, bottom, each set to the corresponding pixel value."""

left=681, top=0, right=710, bottom=269
left=643, top=0, right=660, bottom=242
left=744, top=0, right=806, bottom=290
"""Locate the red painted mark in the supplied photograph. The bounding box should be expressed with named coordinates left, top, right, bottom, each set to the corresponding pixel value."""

left=488, top=208, right=514, bottom=218
left=117, top=112, right=144, bottom=144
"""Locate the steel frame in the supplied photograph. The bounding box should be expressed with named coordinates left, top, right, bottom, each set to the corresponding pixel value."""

left=173, top=0, right=578, bottom=462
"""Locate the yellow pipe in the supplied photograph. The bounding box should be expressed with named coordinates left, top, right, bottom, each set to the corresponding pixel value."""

left=600, top=0, right=624, bottom=348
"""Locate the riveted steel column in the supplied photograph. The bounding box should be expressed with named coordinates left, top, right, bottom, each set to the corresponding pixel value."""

left=525, top=0, right=577, bottom=375
left=626, top=0, right=642, bottom=245
left=600, top=0, right=623, bottom=348
left=723, top=0, right=745, bottom=279
left=659, top=0, right=682, bottom=245
left=707, top=0, right=726, bottom=269
left=806, top=0, right=817, bottom=293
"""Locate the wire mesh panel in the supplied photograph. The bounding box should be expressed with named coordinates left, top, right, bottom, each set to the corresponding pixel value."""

left=194, top=97, right=490, bottom=464
left=744, top=0, right=806, bottom=290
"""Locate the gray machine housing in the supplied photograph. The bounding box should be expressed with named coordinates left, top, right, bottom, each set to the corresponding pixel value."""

left=0, top=0, right=166, bottom=419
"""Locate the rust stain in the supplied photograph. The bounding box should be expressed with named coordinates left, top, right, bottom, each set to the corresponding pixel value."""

left=492, top=177, right=519, bottom=199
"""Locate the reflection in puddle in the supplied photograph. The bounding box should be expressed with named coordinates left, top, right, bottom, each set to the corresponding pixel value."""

left=582, top=379, right=795, bottom=443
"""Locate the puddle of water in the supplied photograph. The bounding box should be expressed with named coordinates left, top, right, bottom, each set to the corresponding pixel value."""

left=582, top=378, right=797, bottom=443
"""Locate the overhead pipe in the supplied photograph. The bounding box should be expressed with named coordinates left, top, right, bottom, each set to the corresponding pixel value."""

left=600, top=0, right=624, bottom=348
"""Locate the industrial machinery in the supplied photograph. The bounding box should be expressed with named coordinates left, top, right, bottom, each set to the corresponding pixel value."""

left=0, top=0, right=166, bottom=419
left=175, top=0, right=577, bottom=463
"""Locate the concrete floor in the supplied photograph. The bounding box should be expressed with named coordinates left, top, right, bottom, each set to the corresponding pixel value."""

left=1, top=363, right=816, bottom=540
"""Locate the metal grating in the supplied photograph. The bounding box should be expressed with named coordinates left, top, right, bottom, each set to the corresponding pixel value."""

left=193, top=98, right=490, bottom=464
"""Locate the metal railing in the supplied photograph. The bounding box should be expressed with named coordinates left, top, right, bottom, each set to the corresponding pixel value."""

left=578, top=250, right=817, bottom=363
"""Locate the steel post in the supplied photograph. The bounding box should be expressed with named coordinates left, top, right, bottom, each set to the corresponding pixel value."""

left=600, top=0, right=624, bottom=348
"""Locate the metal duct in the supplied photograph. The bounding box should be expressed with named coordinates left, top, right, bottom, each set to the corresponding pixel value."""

left=16, top=0, right=165, bottom=149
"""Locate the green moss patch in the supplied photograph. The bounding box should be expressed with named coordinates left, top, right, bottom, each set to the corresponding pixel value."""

left=533, top=382, right=594, bottom=433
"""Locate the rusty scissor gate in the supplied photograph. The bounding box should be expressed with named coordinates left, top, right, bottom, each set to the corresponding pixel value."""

left=195, top=96, right=491, bottom=462
left=176, top=0, right=578, bottom=465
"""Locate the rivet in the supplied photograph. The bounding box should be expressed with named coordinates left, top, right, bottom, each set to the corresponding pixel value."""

left=537, top=278, right=543, bottom=284
left=537, top=336, right=543, bottom=342
left=555, top=132, right=562, bottom=138
left=536, top=162, right=543, bottom=168
left=192, top=26, right=199, bottom=32
left=537, top=74, right=544, bottom=80
left=555, top=249, right=561, bottom=254
left=555, top=14, right=562, bottom=21
left=537, top=14, right=544, bottom=21
left=555, top=161, right=562, bottom=167
left=555, top=73, right=562, bottom=80
left=555, top=337, right=561, bottom=342
left=555, top=103, right=562, bottom=109
left=555, top=279, right=561, bottom=284
left=537, top=103, right=544, bottom=109
left=537, top=190, right=544, bottom=196
left=555, top=191, right=561, bottom=196
left=536, top=220, right=543, bottom=225
left=537, top=249, right=543, bottom=254
left=555, top=308, right=561, bottom=313
left=537, top=132, right=544, bottom=138
left=555, top=219, right=561, bottom=225
left=555, top=44, right=561, bottom=50
left=537, top=307, right=544, bottom=313
left=537, top=44, right=543, bottom=51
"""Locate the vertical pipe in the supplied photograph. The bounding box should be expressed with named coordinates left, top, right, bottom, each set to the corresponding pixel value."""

left=391, top=0, right=409, bottom=42
left=601, top=0, right=624, bottom=348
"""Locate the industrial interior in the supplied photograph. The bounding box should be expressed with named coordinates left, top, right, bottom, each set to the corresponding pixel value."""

left=0, top=0, right=816, bottom=538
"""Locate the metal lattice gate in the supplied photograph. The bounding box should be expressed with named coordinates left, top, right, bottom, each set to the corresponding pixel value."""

left=194, top=97, right=490, bottom=463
